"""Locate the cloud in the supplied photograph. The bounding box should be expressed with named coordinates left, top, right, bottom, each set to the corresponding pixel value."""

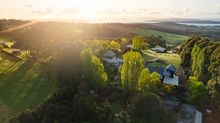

left=26, top=5, right=32, bottom=8
left=150, top=11, right=161, bottom=14
left=99, top=8, right=149, bottom=15
left=32, top=8, right=55, bottom=14
left=185, top=8, right=190, bottom=13
left=137, top=9, right=148, bottom=12
left=62, top=7, right=80, bottom=14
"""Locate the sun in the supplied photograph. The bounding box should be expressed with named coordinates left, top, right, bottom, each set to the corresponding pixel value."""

left=51, top=0, right=107, bottom=22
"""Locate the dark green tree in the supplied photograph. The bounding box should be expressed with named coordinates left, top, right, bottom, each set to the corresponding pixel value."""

left=81, top=49, right=108, bottom=89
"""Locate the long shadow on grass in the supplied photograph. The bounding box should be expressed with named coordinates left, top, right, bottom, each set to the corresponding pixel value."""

left=0, top=60, right=34, bottom=102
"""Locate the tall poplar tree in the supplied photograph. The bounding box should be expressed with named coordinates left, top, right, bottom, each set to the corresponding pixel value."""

left=132, top=36, right=143, bottom=49
left=120, top=51, right=144, bottom=92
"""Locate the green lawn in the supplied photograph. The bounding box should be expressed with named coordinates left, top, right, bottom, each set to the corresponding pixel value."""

left=147, top=62, right=167, bottom=68
left=142, top=50, right=181, bottom=68
left=133, top=29, right=188, bottom=45
left=0, top=57, right=57, bottom=122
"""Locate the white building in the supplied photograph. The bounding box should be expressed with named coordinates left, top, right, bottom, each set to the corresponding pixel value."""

left=103, top=56, right=123, bottom=67
left=151, top=46, right=167, bottom=53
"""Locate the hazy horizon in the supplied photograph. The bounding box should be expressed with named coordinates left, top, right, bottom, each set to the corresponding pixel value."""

left=1, top=0, right=220, bottom=23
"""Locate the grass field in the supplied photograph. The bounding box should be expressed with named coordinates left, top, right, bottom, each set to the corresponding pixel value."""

left=142, top=50, right=181, bottom=68
left=133, top=29, right=188, bottom=45
left=0, top=56, right=57, bottom=122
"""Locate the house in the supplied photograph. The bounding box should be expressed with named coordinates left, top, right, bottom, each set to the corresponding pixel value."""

left=103, top=50, right=116, bottom=58
left=103, top=56, right=123, bottom=67
left=177, top=104, right=202, bottom=123
left=162, top=65, right=179, bottom=86
left=11, top=49, right=21, bottom=54
left=146, top=64, right=179, bottom=86
left=162, top=98, right=202, bottom=123
left=146, top=66, right=164, bottom=78
left=151, top=46, right=167, bottom=53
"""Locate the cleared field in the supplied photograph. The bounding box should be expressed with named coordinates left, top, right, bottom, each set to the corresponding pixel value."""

left=133, top=29, right=188, bottom=45
left=142, top=50, right=181, bottom=68
left=0, top=56, right=57, bottom=122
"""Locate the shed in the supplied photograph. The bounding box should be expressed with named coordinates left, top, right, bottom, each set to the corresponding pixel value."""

left=151, top=46, right=167, bottom=53
left=12, top=49, right=21, bottom=54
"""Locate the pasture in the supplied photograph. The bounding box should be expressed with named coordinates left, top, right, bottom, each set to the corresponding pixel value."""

left=0, top=55, right=57, bottom=122
left=133, top=29, right=188, bottom=45
left=142, top=50, right=181, bottom=68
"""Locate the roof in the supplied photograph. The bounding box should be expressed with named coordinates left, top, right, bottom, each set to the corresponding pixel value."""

left=103, top=50, right=116, bottom=57
left=151, top=46, right=166, bottom=52
left=146, top=66, right=164, bottom=76
left=163, top=76, right=179, bottom=86
left=163, top=69, right=171, bottom=77
left=103, top=56, right=123, bottom=66
left=11, top=49, right=21, bottom=52
left=195, top=111, right=202, bottom=123
left=166, top=64, right=176, bottom=72
left=178, top=104, right=202, bottom=123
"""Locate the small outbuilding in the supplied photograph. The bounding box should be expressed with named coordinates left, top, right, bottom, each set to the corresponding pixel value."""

left=151, top=46, right=167, bottom=53
left=11, top=49, right=21, bottom=54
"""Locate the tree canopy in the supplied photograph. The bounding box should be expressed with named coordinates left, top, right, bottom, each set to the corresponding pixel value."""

left=130, top=93, right=166, bottom=123
left=138, top=68, right=161, bottom=93
left=81, top=48, right=108, bottom=89
left=132, top=36, right=143, bottom=49
left=120, top=51, right=144, bottom=92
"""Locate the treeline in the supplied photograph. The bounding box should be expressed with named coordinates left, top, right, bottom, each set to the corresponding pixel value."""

left=0, top=21, right=167, bottom=59
left=0, top=19, right=28, bottom=31
left=180, top=36, right=220, bottom=100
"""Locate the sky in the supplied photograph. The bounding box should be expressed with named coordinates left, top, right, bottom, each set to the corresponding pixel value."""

left=0, top=0, right=220, bottom=22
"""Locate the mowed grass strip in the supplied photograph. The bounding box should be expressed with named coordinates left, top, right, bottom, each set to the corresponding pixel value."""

left=0, top=59, right=57, bottom=119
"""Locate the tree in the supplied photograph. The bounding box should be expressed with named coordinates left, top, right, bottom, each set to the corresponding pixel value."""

left=120, top=51, right=144, bottom=92
left=130, top=93, right=166, bottom=123
left=138, top=68, right=161, bottom=93
left=121, top=38, right=128, bottom=46
left=141, top=42, right=149, bottom=50
left=111, top=40, right=121, bottom=51
left=81, top=49, right=108, bottom=89
left=132, top=36, right=143, bottom=49
left=188, top=76, right=207, bottom=106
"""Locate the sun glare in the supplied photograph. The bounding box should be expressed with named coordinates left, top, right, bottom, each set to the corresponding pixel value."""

left=48, top=0, right=106, bottom=22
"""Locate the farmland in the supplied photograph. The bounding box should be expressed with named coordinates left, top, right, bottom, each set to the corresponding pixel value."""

left=133, top=29, right=188, bottom=45
left=0, top=53, right=57, bottom=122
